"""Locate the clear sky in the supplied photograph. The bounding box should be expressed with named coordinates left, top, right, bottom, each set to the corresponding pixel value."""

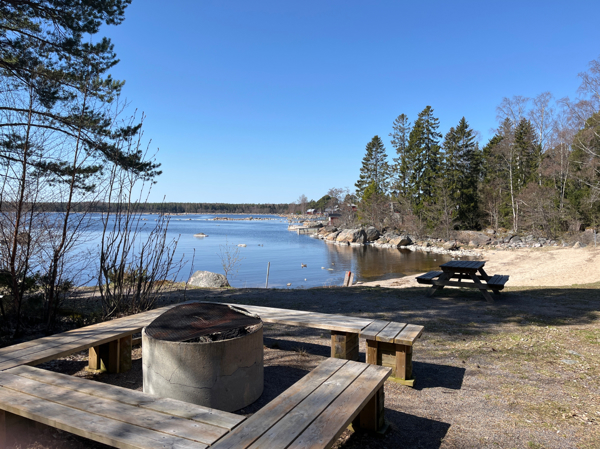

left=102, top=0, right=600, bottom=204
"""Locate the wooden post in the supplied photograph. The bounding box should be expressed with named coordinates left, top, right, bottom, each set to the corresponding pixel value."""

left=88, top=345, right=102, bottom=370
left=265, top=262, right=270, bottom=288
left=331, top=331, right=359, bottom=361
left=366, top=339, right=378, bottom=366
left=366, top=338, right=415, bottom=387
left=352, top=387, right=385, bottom=432
left=119, top=335, right=133, bottom=373
left=342, top=271, right=350, bottom=287
left=88, top=338, right=123, bottom=373
left=0, top=410, right=6, bottom=447
left=396, top=344, right=413, bottom=381
left=0, top=410, right=32, bottom=445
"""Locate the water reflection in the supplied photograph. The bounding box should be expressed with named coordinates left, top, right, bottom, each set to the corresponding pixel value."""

left=323, top=244, right=454, bottom=282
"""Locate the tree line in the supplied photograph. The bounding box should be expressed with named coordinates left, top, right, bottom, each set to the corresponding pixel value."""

left=351, top=57, right=600, bottom=238
left=37, top=202, right=291, bottom=214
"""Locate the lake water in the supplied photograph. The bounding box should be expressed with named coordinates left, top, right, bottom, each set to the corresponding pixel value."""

left=85, top=214, right=454, bottom=288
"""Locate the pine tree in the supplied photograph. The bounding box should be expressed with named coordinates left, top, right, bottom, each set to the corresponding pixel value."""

left=513, top=118, right=540, bottom=191
left=355, top=135, right=391, bottom=199
left=442, top=117, right=482, bottom=228
left=389, top=113, right=412, bottom=197
left=405, top=106, right=442, bottom=211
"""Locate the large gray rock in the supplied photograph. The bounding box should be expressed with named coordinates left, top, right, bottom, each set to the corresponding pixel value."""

left=364, top=227, right=381, bottom=242
left=443, top=240, right=459, bottom=250
left=188, top=270, right=230, bottom=288
left=336, top=229, right=366, bottom=244
left=455, top=231, right=491, bottom=246
left=388, top=234, right=412, bottom=247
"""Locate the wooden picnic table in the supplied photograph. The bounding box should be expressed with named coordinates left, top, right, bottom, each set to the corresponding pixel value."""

left=416, top=260, right=509, bottom=303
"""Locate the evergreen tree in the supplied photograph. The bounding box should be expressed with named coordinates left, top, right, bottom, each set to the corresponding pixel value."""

left=0, top=0, right=158, bottom=178
left=442, top=117, right=482, bottom=228
left=405, top=106, right=442, bottom=211
left=355, top=135, right=391, bottom=198
left=513, top=118, right=540, bottom=191
left=389, top=113, right=412, bottom=197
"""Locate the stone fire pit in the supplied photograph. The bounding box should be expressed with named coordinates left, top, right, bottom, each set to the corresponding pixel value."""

left=142, top=302, right=263, bottom=412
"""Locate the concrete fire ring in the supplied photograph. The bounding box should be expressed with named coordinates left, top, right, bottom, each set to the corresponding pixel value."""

left=142, top=322, right=263, bottom=412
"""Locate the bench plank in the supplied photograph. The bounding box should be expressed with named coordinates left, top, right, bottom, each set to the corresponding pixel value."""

left=7, top=365, right=243, bottom=430
left=211, top=358, right=347, bottom=449
left=359, top=320, right=390, bottom=340
left=0, top=387, right=205, bottom=449
left=226, top=304, right=373, bottom=333
left=0, top=372, right=226, bottom=445
left=416, top=271, right=443, bottom=281
left=247, top=361, right=369, bottom=448
left=488, top=275, right=509, bottom=287
left=394, top=324, right=424, bottom=346
left=287, top=364, right=391, bottom=449
left=375, top=322, right=407, bottom=343
left=0, top=310, right=167, bottom=370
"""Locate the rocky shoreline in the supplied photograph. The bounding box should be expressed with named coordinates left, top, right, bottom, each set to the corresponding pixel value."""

left=308, top=224, right=595, bottom=258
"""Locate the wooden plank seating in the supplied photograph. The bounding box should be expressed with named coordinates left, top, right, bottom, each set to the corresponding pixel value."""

left=0, top=305, right=177, bottom=373
left=0, top=360, right=389, bottom=449
left=211, top=358, right=391, bottom=449
left=416, top=261, right=509, bottom=303
left=0, top=365, right=243, bottom=448
left=227, top=303, right=424, bottom=386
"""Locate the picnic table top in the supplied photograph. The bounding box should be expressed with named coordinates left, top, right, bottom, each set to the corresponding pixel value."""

left=440, top=260, right=485, bottom=270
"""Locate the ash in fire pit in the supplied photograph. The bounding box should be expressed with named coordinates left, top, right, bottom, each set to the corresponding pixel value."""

left=142, top=303, right=263, bottom=412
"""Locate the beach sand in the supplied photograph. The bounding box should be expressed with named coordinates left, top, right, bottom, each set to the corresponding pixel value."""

left=360, top=246, right=600, bottom=288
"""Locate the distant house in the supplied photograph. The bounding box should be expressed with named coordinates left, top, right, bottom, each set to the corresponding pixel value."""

left=328, top=213, right=341, bottom=225
left=306, top=209, right=315, bottom=215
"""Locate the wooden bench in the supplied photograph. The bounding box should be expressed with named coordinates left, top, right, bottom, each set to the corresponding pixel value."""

left=226, top=303, right=423, bottom=386
left=0, top=305, right=175, bottom=373
left=212, top=358, right=391, bottom=448
left=415, top=271, right=443, bottom=284
left=0, top=359, right=389, bottom=449
left=0, top=301, right=423, bottom=387
left=0, top=364, right=243, bottom=448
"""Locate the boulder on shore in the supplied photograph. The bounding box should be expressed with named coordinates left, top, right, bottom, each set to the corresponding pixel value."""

left=336, top=229, right=367, bottom=244
left=455, top=231, right=491, bottom=246
left=443, top=240, right=459, bottom=250
left=388, top=234, right=412, bottom=247
left=364, top=227, right=381, bottom=242
left=188, top=270, right=230, bottom=288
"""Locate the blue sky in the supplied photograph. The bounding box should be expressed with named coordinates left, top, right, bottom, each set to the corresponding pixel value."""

left=102, top=0, right=600, bottom=204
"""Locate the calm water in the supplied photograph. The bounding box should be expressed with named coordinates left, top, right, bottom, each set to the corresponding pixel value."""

left=84, top=214, right=454, bottom=288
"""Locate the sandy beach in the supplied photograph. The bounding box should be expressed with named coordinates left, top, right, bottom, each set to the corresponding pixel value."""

left=361, top=246, right=600, bottom=288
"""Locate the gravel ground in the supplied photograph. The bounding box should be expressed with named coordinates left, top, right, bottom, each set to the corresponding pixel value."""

left=5, top=280, right=600, bottom=449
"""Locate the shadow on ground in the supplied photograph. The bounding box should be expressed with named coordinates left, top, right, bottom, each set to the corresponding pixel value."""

left=173, top=283, right=600, bottom=338
left=412, top=361, right=465, bottom=390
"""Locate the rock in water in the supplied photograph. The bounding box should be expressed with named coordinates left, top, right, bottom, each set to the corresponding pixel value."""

left=188, top=271, right=230, bottom=288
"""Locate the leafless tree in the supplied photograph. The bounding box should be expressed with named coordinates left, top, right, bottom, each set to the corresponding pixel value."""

left=497, top=95, right=530, bottom=124
left=297, top=194, right=308, bottom=215
left=217, top=237, right=244, bottom=281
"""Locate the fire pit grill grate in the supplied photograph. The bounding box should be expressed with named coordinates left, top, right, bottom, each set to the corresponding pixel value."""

left=145, top=303, right=261, bottom=342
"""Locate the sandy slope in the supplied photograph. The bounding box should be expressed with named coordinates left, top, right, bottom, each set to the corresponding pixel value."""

left=361, top=246, right=600, bottom=288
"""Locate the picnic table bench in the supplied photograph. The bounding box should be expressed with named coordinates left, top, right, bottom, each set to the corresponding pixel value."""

left=416, top=260, right=509, bottom=303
